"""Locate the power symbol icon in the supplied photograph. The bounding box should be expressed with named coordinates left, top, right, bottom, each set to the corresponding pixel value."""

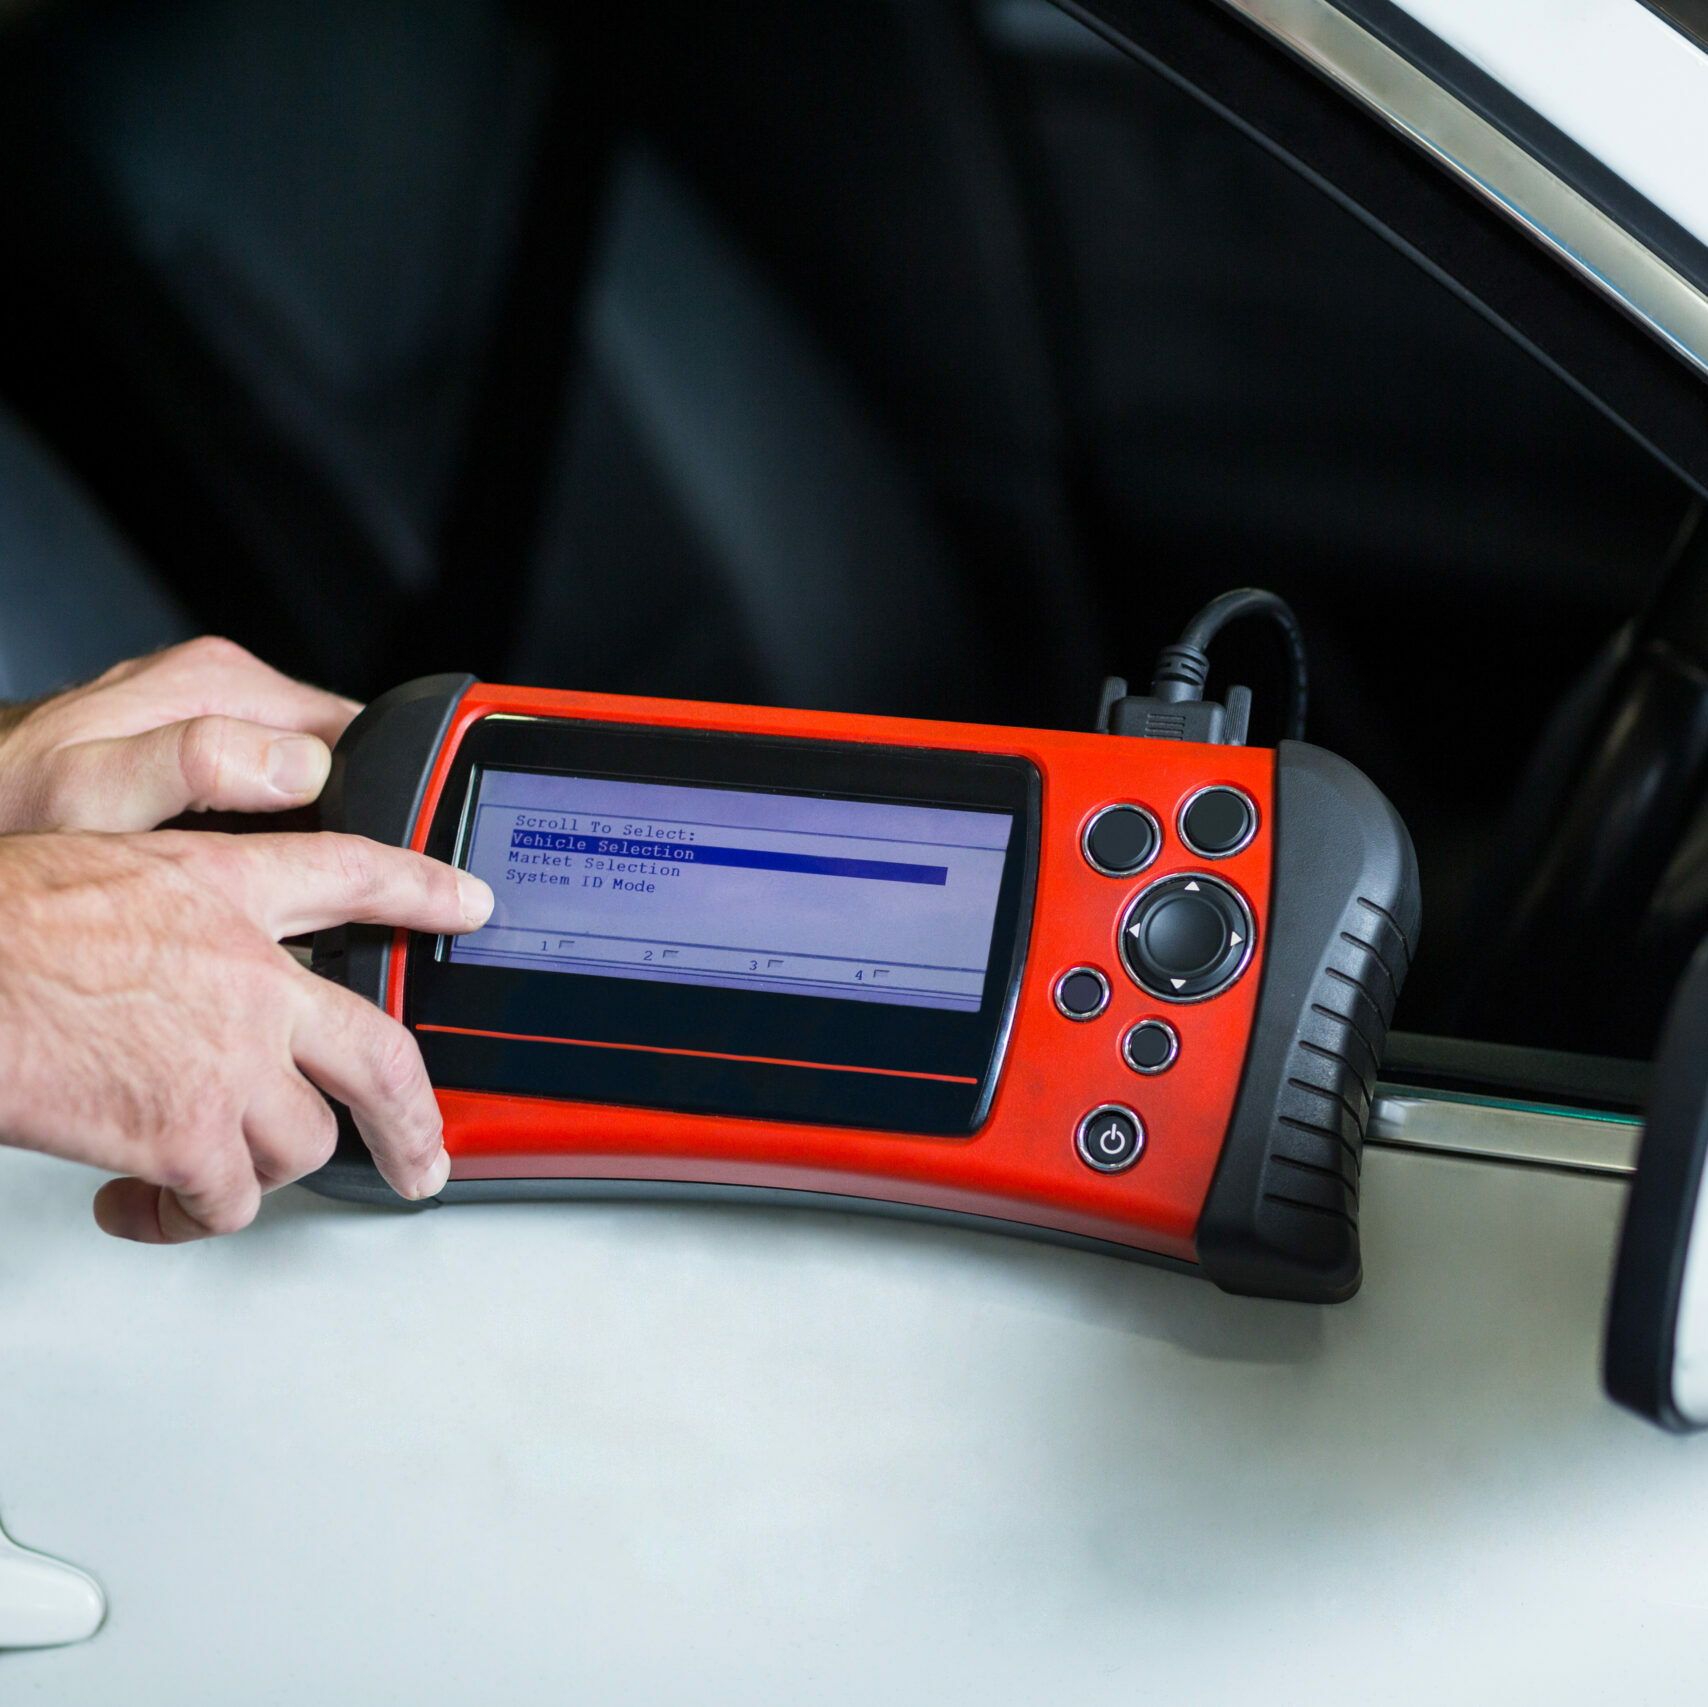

left=1076, top=1106, right=1144, bottom=1173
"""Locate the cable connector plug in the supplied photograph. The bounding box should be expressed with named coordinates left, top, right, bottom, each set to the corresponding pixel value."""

left=1096, top=673, right=1251, bottom=744
left=1095, top=587, right=1304, bottom=746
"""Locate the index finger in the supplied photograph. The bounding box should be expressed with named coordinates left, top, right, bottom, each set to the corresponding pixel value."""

left=93, top=637, right=362, bottom=747
left=190, top=831, right=494, bottom=940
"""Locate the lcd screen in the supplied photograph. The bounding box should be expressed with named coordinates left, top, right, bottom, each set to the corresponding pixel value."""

left=449, top=769, right=1014, bottom=1013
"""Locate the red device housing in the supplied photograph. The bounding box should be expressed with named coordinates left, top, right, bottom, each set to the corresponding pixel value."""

left=310, top=675, right=1419, bottom=1300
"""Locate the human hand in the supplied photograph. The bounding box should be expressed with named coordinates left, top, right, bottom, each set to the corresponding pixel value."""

left=0, top=636, right=362, bottom=834
left=0, top=829, right=493, bottom=1242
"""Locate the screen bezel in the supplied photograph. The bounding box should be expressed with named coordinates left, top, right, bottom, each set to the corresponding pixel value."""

left=404, top=716, right=1041, bottom=1136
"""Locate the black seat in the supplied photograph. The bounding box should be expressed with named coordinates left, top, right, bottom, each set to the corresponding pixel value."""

left=0, top=402, right=189, bottom=700
left=0, top=0, right=1097, bottom=727
left=508, top=148, right=988, bottom=718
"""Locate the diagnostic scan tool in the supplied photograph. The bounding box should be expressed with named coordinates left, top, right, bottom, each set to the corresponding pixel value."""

left=309, top=592, right=1419, bottom=1302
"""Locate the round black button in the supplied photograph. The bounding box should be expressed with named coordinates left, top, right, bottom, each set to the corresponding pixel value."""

left=1083, top=805, right=1159, bottom=877
left=1123, top=1019, right=1179, bottom=1074
left=1054, top=966, right=1110, bottom=1021
left=1147, top=896, right=1227, bottom=974
left=1076, top=1105, right=1145, bottom=1173
left=1121, top=874, right=1253, bottom=1002
left=1179, top=787, right=1256, bottom=858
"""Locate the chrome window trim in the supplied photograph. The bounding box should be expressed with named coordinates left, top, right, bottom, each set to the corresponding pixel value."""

left=1369, top=1089, right=1641, bottom=1176
left=1638, top=0, right=1708, bottom=62
left=1208, top=0, right=1708, bottom=382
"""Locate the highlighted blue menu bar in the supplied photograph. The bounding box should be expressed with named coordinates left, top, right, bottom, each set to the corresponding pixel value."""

left=510, top=829, right=947, bottom=885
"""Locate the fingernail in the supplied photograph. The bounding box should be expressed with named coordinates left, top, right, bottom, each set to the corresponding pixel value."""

left=456, top=872, right=495, bottom=928
left=415, top=1148, right=451, bottom=1199
left=266, top=733, right=331, bottom=798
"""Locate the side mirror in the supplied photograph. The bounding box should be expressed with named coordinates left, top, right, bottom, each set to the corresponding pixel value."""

left=1606, top=938, right=1708, bottom=1429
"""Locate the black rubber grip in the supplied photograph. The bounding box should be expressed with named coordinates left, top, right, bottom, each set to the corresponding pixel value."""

left=305, top=672, right=473, bottom=1205
left=1196, top=742, right=1421, bottom=1302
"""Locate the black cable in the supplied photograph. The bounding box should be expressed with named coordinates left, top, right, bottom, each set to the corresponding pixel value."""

left=1151, top=587, right=1308, bottom=741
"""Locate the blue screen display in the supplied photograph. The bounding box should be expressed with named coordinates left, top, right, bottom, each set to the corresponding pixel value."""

left=449, top=769, right=1014, bottom=1013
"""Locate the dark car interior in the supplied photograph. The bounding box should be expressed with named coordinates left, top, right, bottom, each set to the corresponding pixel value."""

left=0, top=0, right=1702, bottom=1075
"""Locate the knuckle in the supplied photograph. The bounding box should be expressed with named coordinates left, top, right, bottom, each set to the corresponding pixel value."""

left=178, top=635, right=255, bottom=674
left=152, top=1142, right=218, bottom=1198
left=38, top=755, right=88, bottom=826
left=309, top=1123, right=340, bottom=1173
left=166, top=1131, right=258, bottom=1232
left=90, top=654, right=136, bottom=688
left=148, top=1104, right=247, bottom=1196
left=198, top=1190, right=258, bottom=1236
left=369, top=1026, right=426, bottom=1107
left=177, top=831, right=246, bottom=897
left=244, top=1075, right=339, bottom=1182
left=427, top=855, right=464, bottom=910
left=176, top=716, right=236, bottom=797
left=153, top=1154, right=198, bottom=1196
left=330, top=833, right=384, bottom=905
left=300, top=1094, right=340, bottom=1171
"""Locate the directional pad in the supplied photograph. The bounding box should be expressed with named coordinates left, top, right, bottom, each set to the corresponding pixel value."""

left=1120, top=874, right=1254, bottom=1002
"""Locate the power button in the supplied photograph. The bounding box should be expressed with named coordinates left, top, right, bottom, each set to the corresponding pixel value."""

left=1075, top=1105, right=1145, bottom=1173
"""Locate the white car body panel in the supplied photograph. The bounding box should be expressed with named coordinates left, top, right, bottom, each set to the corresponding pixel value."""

left=2, top=1136, right=1704, bottom=1701
left=1395, top=0, right=1708, bottom=250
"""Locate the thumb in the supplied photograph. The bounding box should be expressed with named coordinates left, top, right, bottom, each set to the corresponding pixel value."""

left=49, top=717, right=333, bottom=831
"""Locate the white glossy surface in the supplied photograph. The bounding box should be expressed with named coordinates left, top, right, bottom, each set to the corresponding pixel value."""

left=1672, top=1161, right=1708, bottom=1422
left=1395, top=0, right=1708, bottom=250
left=0, top=1527, right=104, bottom=1650
left=2, top=1143, right=1706, bottom=1701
